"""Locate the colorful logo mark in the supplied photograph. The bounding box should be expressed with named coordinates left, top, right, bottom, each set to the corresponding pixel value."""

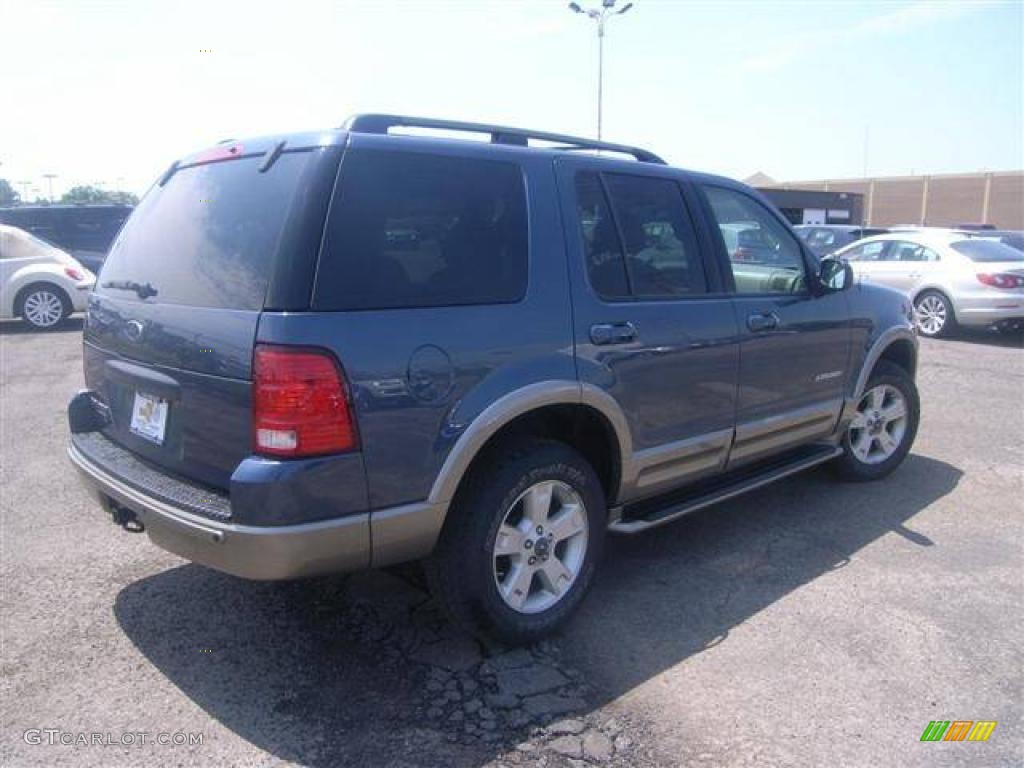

left=920, top=721, right=996, bottom=742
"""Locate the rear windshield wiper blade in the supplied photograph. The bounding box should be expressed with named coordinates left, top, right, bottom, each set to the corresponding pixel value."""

left=101, top=280, right=159, bottom=300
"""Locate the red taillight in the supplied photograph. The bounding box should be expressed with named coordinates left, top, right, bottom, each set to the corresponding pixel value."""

left=977, top=272, right=1023, bottom=289
left=253, top=345, right=358, bottom=458
left=64, top=266, right=84, bottom=281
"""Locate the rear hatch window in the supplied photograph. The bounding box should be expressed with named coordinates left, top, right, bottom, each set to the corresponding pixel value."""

left=98, top=152, right=314, bottom=310
left=84, top=148, right=337, bottom=490
left=951, top=238, right=1024, bottom=263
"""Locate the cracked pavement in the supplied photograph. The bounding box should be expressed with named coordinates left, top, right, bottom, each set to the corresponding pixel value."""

left=1, top=319, right=1021, bottom=767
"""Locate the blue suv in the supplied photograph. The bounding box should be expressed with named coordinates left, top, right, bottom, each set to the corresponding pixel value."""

left=68, top=115, right=919, bottom=643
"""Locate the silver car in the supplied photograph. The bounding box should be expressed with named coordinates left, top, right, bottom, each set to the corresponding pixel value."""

left=834, top=231, right=1024, bottom=338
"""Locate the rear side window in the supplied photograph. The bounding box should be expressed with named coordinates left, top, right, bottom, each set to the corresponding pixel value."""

left=574, top=171, right=707, bottom=300
left=890, top=241, right=940, bottom=262
left=806, top=229, right=837, bottom=247
left=98, top=152, right=316, bottom=310
left=844, top=241, right=890, bottom=261
left=314, top=150, right=528, bottom=311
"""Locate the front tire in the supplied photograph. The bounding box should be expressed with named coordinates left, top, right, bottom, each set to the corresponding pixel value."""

left=914, top=290, right=955, bottom=338
left=18, top=284, right=70, bottom=330
left=835, top=360, right=919, bottom=481
left=426, top=439, right=606, bottom=645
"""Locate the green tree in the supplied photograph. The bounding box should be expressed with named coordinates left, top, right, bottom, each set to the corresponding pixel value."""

left=0, top=178, right=20, bottom=206
left=60, top=185, right=138, bottom=206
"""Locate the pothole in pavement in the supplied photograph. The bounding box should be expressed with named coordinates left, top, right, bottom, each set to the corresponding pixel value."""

left=306, top=570, right=653, bottom=765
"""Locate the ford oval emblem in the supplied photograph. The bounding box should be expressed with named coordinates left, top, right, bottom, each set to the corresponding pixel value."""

left=124, top=320, right=145, bottom=342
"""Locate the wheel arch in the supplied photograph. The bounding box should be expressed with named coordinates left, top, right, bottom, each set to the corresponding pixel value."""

left=428, top=382, right=632, bottom=510
left=853, top=327, right=918, bottom=399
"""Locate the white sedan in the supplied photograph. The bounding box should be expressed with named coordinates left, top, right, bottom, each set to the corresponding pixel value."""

left=0, top=224, right=95, bottom=330
left=834, top=231, right=1024, bottom=338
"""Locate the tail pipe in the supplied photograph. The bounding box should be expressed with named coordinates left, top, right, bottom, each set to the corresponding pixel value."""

left=110, top=504, right=145, bottom=534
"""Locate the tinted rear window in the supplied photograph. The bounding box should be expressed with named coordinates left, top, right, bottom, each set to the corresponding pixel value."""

left=96, top=152, right=314, bottom=310
left=951, top=239, right=1024, bottom=262
left=313, top=149, right=527, bottom=311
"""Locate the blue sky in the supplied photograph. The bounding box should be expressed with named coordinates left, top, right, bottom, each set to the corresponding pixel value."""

left=1, top=0, right=1021, bottom=198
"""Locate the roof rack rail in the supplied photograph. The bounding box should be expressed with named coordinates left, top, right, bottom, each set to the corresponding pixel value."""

left=341, top=114, right=666, bottom=164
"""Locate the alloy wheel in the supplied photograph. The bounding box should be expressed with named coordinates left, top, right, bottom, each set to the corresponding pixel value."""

left=23, top=290, right=64, bottom=328
left=848, top=384, right=908, bottom=465
left=492, top=479, right=588, bottom=614
left=915, top=295, right=947, bottom=336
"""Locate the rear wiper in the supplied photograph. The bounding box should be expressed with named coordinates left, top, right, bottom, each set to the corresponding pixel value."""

left=101, top=280, right=158, bottom=300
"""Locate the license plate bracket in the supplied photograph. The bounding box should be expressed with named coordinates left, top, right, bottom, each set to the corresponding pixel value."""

left=129, top=391, right=168, bottom=445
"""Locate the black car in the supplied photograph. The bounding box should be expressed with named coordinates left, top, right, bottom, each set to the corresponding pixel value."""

left=68, top=115, right=919, bottom=643
left=0, top=204, right=132, bottom=273
left=796, top=224, right=891, bottom=258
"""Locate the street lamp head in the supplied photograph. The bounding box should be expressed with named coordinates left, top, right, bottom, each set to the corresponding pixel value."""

left=602, top=0, right=615, bottom=7
left=568, top=2, right=582, bottom=12
left=617, top=2, right=633, bottom=14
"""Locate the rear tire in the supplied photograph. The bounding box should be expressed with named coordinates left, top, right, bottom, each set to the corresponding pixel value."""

left=835, top=360, right=919, bottom=481
left=426, top=439, right=606, bottom=645
left=17, top=283, right=71, bottom=331
left=914, top=290, right=955, bottom=338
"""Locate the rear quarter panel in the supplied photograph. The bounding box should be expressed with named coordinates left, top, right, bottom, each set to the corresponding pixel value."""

left=258, top=144, right=575, bottom=510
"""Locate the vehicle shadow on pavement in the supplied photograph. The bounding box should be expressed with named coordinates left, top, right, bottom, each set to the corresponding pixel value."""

left=114, top=453, right=961, bottom=767
left=0, top=317, right=84, bottom=335
left=946, top=328, right=1024, bottom=348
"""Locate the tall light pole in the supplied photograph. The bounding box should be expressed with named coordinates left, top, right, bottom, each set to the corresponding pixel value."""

left=568, top=0, right=633, bottom=140
left=43, top=173, right=58, bottom=203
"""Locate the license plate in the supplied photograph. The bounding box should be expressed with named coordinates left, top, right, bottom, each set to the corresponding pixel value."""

left=130, top=392, right=168, bottom=445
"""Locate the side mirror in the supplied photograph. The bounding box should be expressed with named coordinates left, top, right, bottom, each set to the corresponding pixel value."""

left=818, top=256, right=854, bottom=292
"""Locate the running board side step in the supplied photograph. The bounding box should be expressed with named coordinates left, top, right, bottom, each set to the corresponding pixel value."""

left=609, top=445, right=843, bottom=534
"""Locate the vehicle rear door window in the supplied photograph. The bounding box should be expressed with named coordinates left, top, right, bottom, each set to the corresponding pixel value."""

left=806, top=228, right=837, bottom=249
left=702, top=185, right=807, bottom=294
left=844, top=240, right=890, bottom=261
left=314, top=150, right=528, bottom=311
left=890, top=241, right=940, bottom=262
left=574, top=171, right=707, bottom=300
left=575, top=172, right=630, bottom=299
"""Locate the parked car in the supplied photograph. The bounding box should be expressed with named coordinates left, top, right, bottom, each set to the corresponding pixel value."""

left=795, top=225, right=890, bottom=258
left=0, top=224, right=95, bottom=329
left=834, top=232, right=1024, bottom=337
left=67, top=115, right=919, bottom=643
left=0, top=204, right=132, bottom=274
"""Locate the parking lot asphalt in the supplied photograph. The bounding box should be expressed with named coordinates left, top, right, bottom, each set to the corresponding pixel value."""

left=0, top=318, right=1021, bottom=768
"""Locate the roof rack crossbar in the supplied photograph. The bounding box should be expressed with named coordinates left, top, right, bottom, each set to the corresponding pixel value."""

left=342, top=114, right=665, bottom=164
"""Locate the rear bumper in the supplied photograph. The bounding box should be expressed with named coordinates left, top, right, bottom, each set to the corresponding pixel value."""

left=955, top=304, right=1024, bottom=327
left=70, top=280, right=94, bottom=311
left=69, top=441, right=372, bottom=579
left=68, top=435, right=448, bottom=580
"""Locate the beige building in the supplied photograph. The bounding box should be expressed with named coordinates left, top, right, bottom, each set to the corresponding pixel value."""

left=757, top=171, right=1023, bottom=229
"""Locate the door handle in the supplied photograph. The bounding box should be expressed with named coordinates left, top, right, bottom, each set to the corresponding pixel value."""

left=590, top=322, right=637, bottom=346
left=747, top=312, right=780, bottom=332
